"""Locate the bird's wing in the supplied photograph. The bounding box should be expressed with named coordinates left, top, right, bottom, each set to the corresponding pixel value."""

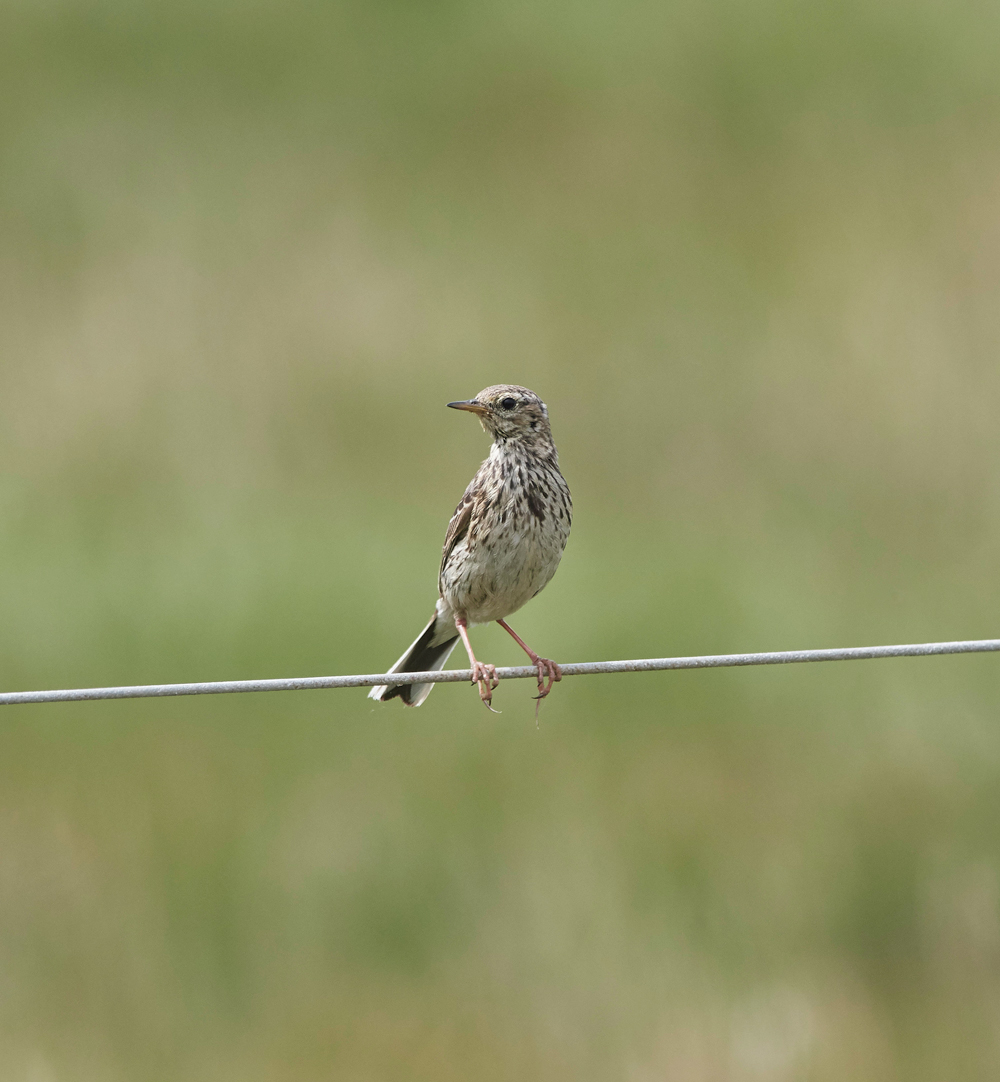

left=439, top=492, right=474, bottom=588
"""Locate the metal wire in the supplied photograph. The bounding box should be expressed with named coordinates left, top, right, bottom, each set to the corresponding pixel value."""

left=0, top=638, right=997, bottom=706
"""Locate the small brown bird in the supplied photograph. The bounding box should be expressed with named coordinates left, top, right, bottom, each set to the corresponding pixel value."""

left=370, top=385, right=572, bottom=709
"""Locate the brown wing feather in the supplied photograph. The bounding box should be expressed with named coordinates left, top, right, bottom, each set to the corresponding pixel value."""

left=438, top=492, right=474, bottom=592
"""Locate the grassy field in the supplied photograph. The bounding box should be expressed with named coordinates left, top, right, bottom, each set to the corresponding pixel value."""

left=2, top=0, right=1000, bottom=1078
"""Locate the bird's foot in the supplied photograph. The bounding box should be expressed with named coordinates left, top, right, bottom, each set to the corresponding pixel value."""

left=531, top=657, right=562, bottom=700
left=471, top=661, right=500, bottom=712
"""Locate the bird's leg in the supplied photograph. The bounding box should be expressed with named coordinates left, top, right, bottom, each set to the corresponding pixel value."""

left=455, top=617, right=500, bottom=711
left=496, top=619, right=562, bottom=700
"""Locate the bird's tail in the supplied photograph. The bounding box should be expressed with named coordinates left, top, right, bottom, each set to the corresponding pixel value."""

left=368, top=610, right=459, bottom=707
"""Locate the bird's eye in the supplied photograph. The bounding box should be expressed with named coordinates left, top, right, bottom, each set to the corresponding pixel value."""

left=500, top=397, right=517, bottom=410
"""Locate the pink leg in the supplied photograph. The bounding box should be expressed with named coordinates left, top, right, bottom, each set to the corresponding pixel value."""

left=497, top=619, right=562, bottom=700
left=455, top=617, right=500, bottom=711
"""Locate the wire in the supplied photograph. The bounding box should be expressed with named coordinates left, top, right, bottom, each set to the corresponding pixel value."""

left=0, top=638, right=997, bottom=706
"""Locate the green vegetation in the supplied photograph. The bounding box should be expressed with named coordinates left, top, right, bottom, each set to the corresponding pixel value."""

left=2, top=0, right=1000, bottom=1076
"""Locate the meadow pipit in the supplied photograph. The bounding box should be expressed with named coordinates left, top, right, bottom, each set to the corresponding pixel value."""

left=369, top=385, right=572, bottom=709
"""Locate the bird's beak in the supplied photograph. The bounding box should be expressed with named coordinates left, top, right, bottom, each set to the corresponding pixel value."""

left=447, top=399, right=488, bottom=416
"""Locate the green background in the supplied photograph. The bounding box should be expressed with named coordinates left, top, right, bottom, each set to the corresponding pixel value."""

left=3, top=0, right=1000, bottom=1077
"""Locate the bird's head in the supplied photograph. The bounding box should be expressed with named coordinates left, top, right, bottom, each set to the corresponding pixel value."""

left=447, top=385, right=554, bottom=449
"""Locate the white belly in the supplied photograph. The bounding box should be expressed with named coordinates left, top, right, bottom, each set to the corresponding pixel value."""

left=441, top=517, right=567, bottom=625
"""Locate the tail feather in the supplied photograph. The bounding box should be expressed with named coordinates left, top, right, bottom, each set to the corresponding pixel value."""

left=369, top=612, right=459, bottom=707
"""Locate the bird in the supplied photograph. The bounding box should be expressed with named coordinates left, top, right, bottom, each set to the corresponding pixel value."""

left=369, top=385, right=572, bottom=710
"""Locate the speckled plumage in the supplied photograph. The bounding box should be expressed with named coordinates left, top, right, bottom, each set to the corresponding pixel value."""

left=370, top=385, right=572, bottom=708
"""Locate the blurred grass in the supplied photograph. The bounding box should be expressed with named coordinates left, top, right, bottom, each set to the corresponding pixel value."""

left=2, top=0, right=1000, bottom=1078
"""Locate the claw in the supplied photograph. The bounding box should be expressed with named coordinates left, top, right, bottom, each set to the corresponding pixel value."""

left=471, top=661, right=501, bottom=712
left=495, top=620, right=562, bottom=715
left=530, top=657, right=562, bottom=700
left=530, top=657, right=562, bottom=722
